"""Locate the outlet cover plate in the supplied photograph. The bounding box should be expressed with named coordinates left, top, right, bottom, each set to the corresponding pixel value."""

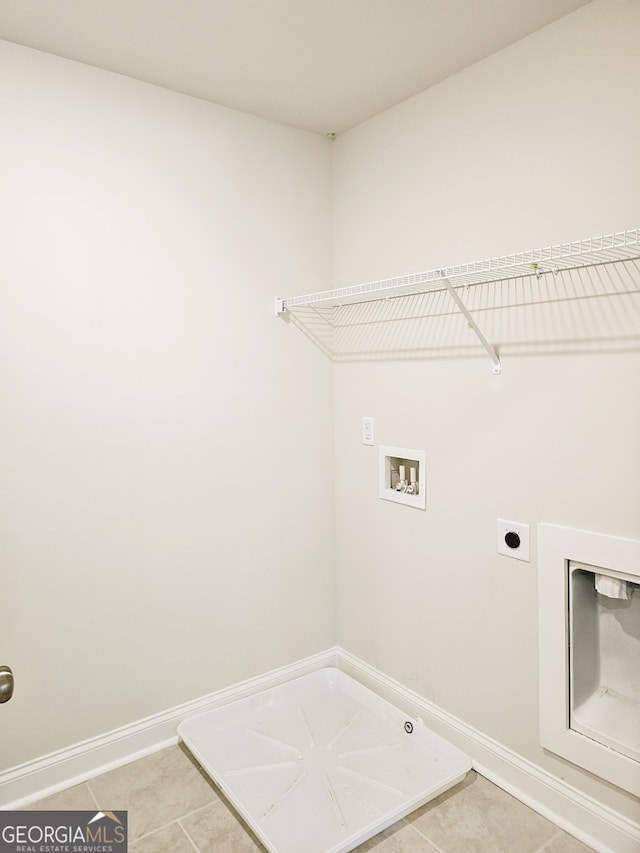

left=497, top=519, right=530, bottom=562
left=362, top=416, right=375, bottom=445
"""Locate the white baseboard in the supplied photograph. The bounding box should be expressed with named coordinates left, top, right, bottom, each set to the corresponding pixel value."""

left=0, top=647, right=338, bottom=809
left=335, top=648, right=640, bottom=853
left=2, top=645, right=638, bottom=853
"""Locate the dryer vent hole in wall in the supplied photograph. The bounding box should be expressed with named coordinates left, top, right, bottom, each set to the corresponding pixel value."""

left=569, top=564, right=640, bottom=765
left=538, top=524, right=640, bottom=796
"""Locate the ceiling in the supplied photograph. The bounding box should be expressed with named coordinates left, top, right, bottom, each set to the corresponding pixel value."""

left=0, top=0, right=592, bottom=135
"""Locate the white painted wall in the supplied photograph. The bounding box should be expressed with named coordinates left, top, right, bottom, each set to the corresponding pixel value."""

left=2, top=0, right=639, bottom=828
left=0, top=41, right=335, bottom=770
left=332, top=0, right=640, bottom=823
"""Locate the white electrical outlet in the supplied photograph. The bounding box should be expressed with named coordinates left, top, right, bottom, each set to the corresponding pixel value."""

left=362, top=416, right=375, bottom=445
left=497, top=519, right=530, bottom=562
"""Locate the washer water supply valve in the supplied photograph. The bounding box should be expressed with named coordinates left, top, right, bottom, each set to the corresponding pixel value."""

left=379, top=446, right=426, bottom=510
left=395, top=463, right=418, bottom=495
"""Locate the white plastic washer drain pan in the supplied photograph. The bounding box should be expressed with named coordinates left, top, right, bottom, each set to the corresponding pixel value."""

left=178, top=668, right=471, bottom=853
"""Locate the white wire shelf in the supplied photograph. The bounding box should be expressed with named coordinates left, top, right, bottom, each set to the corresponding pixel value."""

left=276, top=229, right=640, bottom=313
left=275, top=228, right=640, bottom=372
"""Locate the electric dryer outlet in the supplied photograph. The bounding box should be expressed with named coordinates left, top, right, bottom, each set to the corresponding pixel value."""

left=497, top=519, right=530, bottom=561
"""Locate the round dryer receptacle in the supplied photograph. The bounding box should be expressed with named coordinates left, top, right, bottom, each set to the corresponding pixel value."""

left=505, top=531, right=521, bottom=549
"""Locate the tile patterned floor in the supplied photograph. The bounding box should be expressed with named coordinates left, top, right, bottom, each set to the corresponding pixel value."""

left=26, top=744, right=596, bottom=852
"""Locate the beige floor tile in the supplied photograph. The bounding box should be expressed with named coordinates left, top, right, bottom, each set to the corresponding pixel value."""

left=180, top=799, right=266, bottom=851
left=27, top=749, right=594, bottom=853
left=540, top=831, right=596, bottom=852
left=407, top=771, right=560, bottom=853
left=87, top=745, right=217, bottom=840
left=24, top=782, right=97, bottom=811
left=129, top=821, right=196, bottom=853
left=355, top=820, right=440, bottom=851
left=215, top=823, right=265, bottom=852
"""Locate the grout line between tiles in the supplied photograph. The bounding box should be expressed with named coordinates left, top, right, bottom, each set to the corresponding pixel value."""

left=128, top=816, right=192, bottom=845
left=84, top=780, right=100, bottom=810
left=175, top=799, right=219, bottom=824
left=176, top=818, right=200, bottom=852
left=406, top=821, right=446, bottom=853
left=127, top=802, right=215, bottom=847
left=534, top=829, right=566, bottom=852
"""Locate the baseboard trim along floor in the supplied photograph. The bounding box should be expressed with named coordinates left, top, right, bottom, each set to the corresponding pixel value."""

left=1, top=646, right=638, bottom=853
left=0, top=648, right=338, bottom=810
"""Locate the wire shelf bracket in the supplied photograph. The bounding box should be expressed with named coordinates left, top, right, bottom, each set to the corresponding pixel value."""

left=440, top=274, right=501, bottom=374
